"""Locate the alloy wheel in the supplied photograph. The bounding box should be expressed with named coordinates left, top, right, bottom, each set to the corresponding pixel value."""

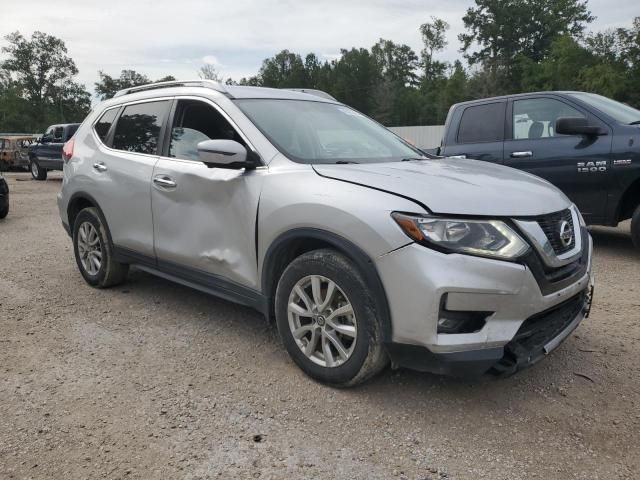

left=287, top=275, right=357, bottom=367
left=77, top=221, right=102, bottom=276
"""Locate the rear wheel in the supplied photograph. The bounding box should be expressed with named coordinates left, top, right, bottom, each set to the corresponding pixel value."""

left=0, top=199, right=8, bottom=219
left=275, top=249, right=388, bottom=386
left=72, top=207, right=129, bottom=288
left=30, top=159, right=47, bottom=181
left=631, top=204, right=640, bottom=248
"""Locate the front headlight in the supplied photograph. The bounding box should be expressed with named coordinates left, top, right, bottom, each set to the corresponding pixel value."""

left=391, top=212, right=530, bottom=260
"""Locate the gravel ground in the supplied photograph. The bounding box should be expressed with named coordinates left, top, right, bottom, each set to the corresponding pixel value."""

left=1, top=172, right=639, bottom=480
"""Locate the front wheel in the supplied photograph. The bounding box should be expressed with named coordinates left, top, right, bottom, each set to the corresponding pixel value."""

left=30, top=159, right=47, bottom=181
left=72, top=207, right=129, bottom=288
left=631, top=204, right=640, bottom=249
left=275, top=249, right=388, bottom=387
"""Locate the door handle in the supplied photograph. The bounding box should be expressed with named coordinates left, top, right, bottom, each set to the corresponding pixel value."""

left=511, top=151, right=533, bottom=158
left=92, top=162, right=108, bottom=172
left=153, top=176, right=177, bottom=188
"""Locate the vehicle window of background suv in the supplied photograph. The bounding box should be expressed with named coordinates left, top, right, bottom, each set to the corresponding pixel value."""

left=112, top=101, right=169, bottom=155
left=457, top=103, right=505, bottom=144
left=513, top=98, right=585, bottom=140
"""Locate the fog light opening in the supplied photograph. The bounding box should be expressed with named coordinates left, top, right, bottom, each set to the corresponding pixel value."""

left=437, top=294, right=492, bottom=334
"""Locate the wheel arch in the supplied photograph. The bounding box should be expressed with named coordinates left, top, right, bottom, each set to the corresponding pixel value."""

left=261, top=228, right=392, bottom=342
left=617, top=177, right=640, bottom=222
left=67, top=193, right=114, bottom=245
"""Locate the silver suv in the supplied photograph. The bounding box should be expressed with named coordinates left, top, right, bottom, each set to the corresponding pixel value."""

left=58, top=80, right=594, bottom=386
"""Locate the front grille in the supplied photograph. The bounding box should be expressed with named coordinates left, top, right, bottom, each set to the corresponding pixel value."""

left=535, top=209, right=575, bottom=254
left=492, top=289, right=588, bottom=375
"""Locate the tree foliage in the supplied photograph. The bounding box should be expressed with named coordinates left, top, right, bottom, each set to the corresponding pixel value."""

left=0, top=31, right=90, bottom=132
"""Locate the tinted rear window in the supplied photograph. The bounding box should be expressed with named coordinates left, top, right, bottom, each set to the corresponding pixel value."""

left=112, top=101, right=169, bottom=154
left=457, top=103, right=505, bottom=143
left=94, top=109, right=119, bottom=143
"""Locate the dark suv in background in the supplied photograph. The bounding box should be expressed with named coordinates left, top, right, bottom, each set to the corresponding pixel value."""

left=437, top=92, right=640, bottom=247
left=28, top=123, right=79, bottom=180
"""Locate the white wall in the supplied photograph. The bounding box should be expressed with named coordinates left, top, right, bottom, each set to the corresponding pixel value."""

left=388, top=125, right=445, bottom=150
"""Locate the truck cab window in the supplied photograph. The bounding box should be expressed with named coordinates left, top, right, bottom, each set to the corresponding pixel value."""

left=169, top=100, right=246, bottom=161
left=457, top=103, right=505, bottom=144
left=513, top=98, right=584, bottom=140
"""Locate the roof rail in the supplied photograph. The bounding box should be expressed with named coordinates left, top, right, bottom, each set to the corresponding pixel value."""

left=113, top=80, right=231, bottom=98
left=284, top=88, right=337, bottom=101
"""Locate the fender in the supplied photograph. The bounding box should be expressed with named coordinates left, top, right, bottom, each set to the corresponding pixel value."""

left=261, top=227, right=393, bottom=342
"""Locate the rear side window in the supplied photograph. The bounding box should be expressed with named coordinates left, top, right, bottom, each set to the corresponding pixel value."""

left=53, top=127, right=64, bottom=142
left=457, top=103, right=505, bottom=144
left=64, top=125, right=79, bottom=142
left=112, top=101, right=169, bottom=154
left=94, top=109, right=119, bottom=143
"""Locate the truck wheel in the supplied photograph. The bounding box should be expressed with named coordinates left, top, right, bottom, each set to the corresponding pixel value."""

left=275, top=249, right=388, bottom=387
left=632, top=204, right=640, bottom=249
left=30, top=159, right=47, bottom=181
left=72, top=207, right=129, bottom=288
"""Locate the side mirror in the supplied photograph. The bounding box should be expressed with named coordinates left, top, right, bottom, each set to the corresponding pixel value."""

left=555, top=117, right=606, bottom=136
left=197, top=140, right=259, bottom=169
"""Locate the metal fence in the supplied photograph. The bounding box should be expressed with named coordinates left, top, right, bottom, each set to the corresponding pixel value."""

left=388, top=125, right=445, bottom=150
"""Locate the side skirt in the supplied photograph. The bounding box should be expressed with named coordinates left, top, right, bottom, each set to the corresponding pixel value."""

left=113, top=246, right=268, bottom=315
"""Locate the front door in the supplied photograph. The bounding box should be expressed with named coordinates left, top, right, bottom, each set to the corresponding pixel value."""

left=150, top=98, right=264, bottom=289
left=502, top=96, right=612, bottom=223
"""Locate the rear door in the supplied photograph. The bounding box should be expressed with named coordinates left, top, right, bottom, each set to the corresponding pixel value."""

left=90, top=100, right=170, bottom=257
left=440, top=101, right=506, bottom=163
left=502, top=95, right=611, bottom=222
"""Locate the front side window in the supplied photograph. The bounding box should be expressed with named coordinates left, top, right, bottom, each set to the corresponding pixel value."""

left=169, top=100, right=245, bottom=161
left=513, top=98, right=585, bottom=140
left=457, top=103, right=505, bottom=144
left=94, top=109, right=119, bottom=143
left=568, top=92, right=640, bottom=125
left=112, top=101, right=169, bottom=154
left=235, top=99, right=421, bottom=164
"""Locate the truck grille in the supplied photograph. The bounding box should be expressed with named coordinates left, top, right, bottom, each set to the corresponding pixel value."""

left=535, top=209, right=575, bottom=255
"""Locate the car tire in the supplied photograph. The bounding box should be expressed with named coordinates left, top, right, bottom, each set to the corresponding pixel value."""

left=0, top=202, right=7, bottom=219
left=72, top=207, right=129, bottom=288
left=275, top=249, right=388, bottom=387
left=30, top=159, right=47, bottom=181
left=632, top=204, right=640, bottom=249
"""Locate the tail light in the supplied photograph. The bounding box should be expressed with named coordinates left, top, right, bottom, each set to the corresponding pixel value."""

left=62, top=138, right=74, bottom=163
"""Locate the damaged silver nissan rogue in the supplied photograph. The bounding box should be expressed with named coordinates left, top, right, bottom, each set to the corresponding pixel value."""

left=58, top=81, right=594, bottom=386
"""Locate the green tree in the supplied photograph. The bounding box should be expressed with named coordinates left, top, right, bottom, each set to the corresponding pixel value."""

left=459, top=0, right=594, bottom=93
left=420, top=17, right=450, bottom=82
left=95, top=69, right=151, bottom=99
left=1, top=31, right=90, bottom=130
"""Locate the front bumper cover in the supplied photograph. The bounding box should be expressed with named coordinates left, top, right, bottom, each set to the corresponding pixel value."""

left=387, top=286, right=592, bottom=376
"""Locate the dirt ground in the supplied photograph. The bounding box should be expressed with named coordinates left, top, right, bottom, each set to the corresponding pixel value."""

left=0, top=172, right=639, bottom=480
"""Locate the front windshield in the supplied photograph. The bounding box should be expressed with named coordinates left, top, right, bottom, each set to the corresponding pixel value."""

left=568, top=92, right=640, bottom=124
left=235, top=99, right=423, bottom=164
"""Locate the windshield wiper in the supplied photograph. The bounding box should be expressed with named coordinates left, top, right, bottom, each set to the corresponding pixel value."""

left=629, top=120, right=640, bottom=125
left=334, top=160, right=359, bottom=164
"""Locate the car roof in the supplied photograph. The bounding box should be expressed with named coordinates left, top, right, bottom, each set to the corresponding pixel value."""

left=105, top=80, right=339, bottom=108
left=452, top=91, right=584, bottom=108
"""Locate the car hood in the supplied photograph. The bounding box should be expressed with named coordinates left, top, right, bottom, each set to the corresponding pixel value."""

left=313, top=158, right=570, bottom=216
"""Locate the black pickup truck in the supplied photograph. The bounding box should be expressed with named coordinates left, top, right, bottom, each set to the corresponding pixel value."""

left=28, top=123, right=79, bottom=180
left=436, top=91, right=640, bottom=247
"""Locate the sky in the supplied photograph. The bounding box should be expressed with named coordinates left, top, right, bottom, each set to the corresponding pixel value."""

left=1, top=0, right=639, bottom=94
